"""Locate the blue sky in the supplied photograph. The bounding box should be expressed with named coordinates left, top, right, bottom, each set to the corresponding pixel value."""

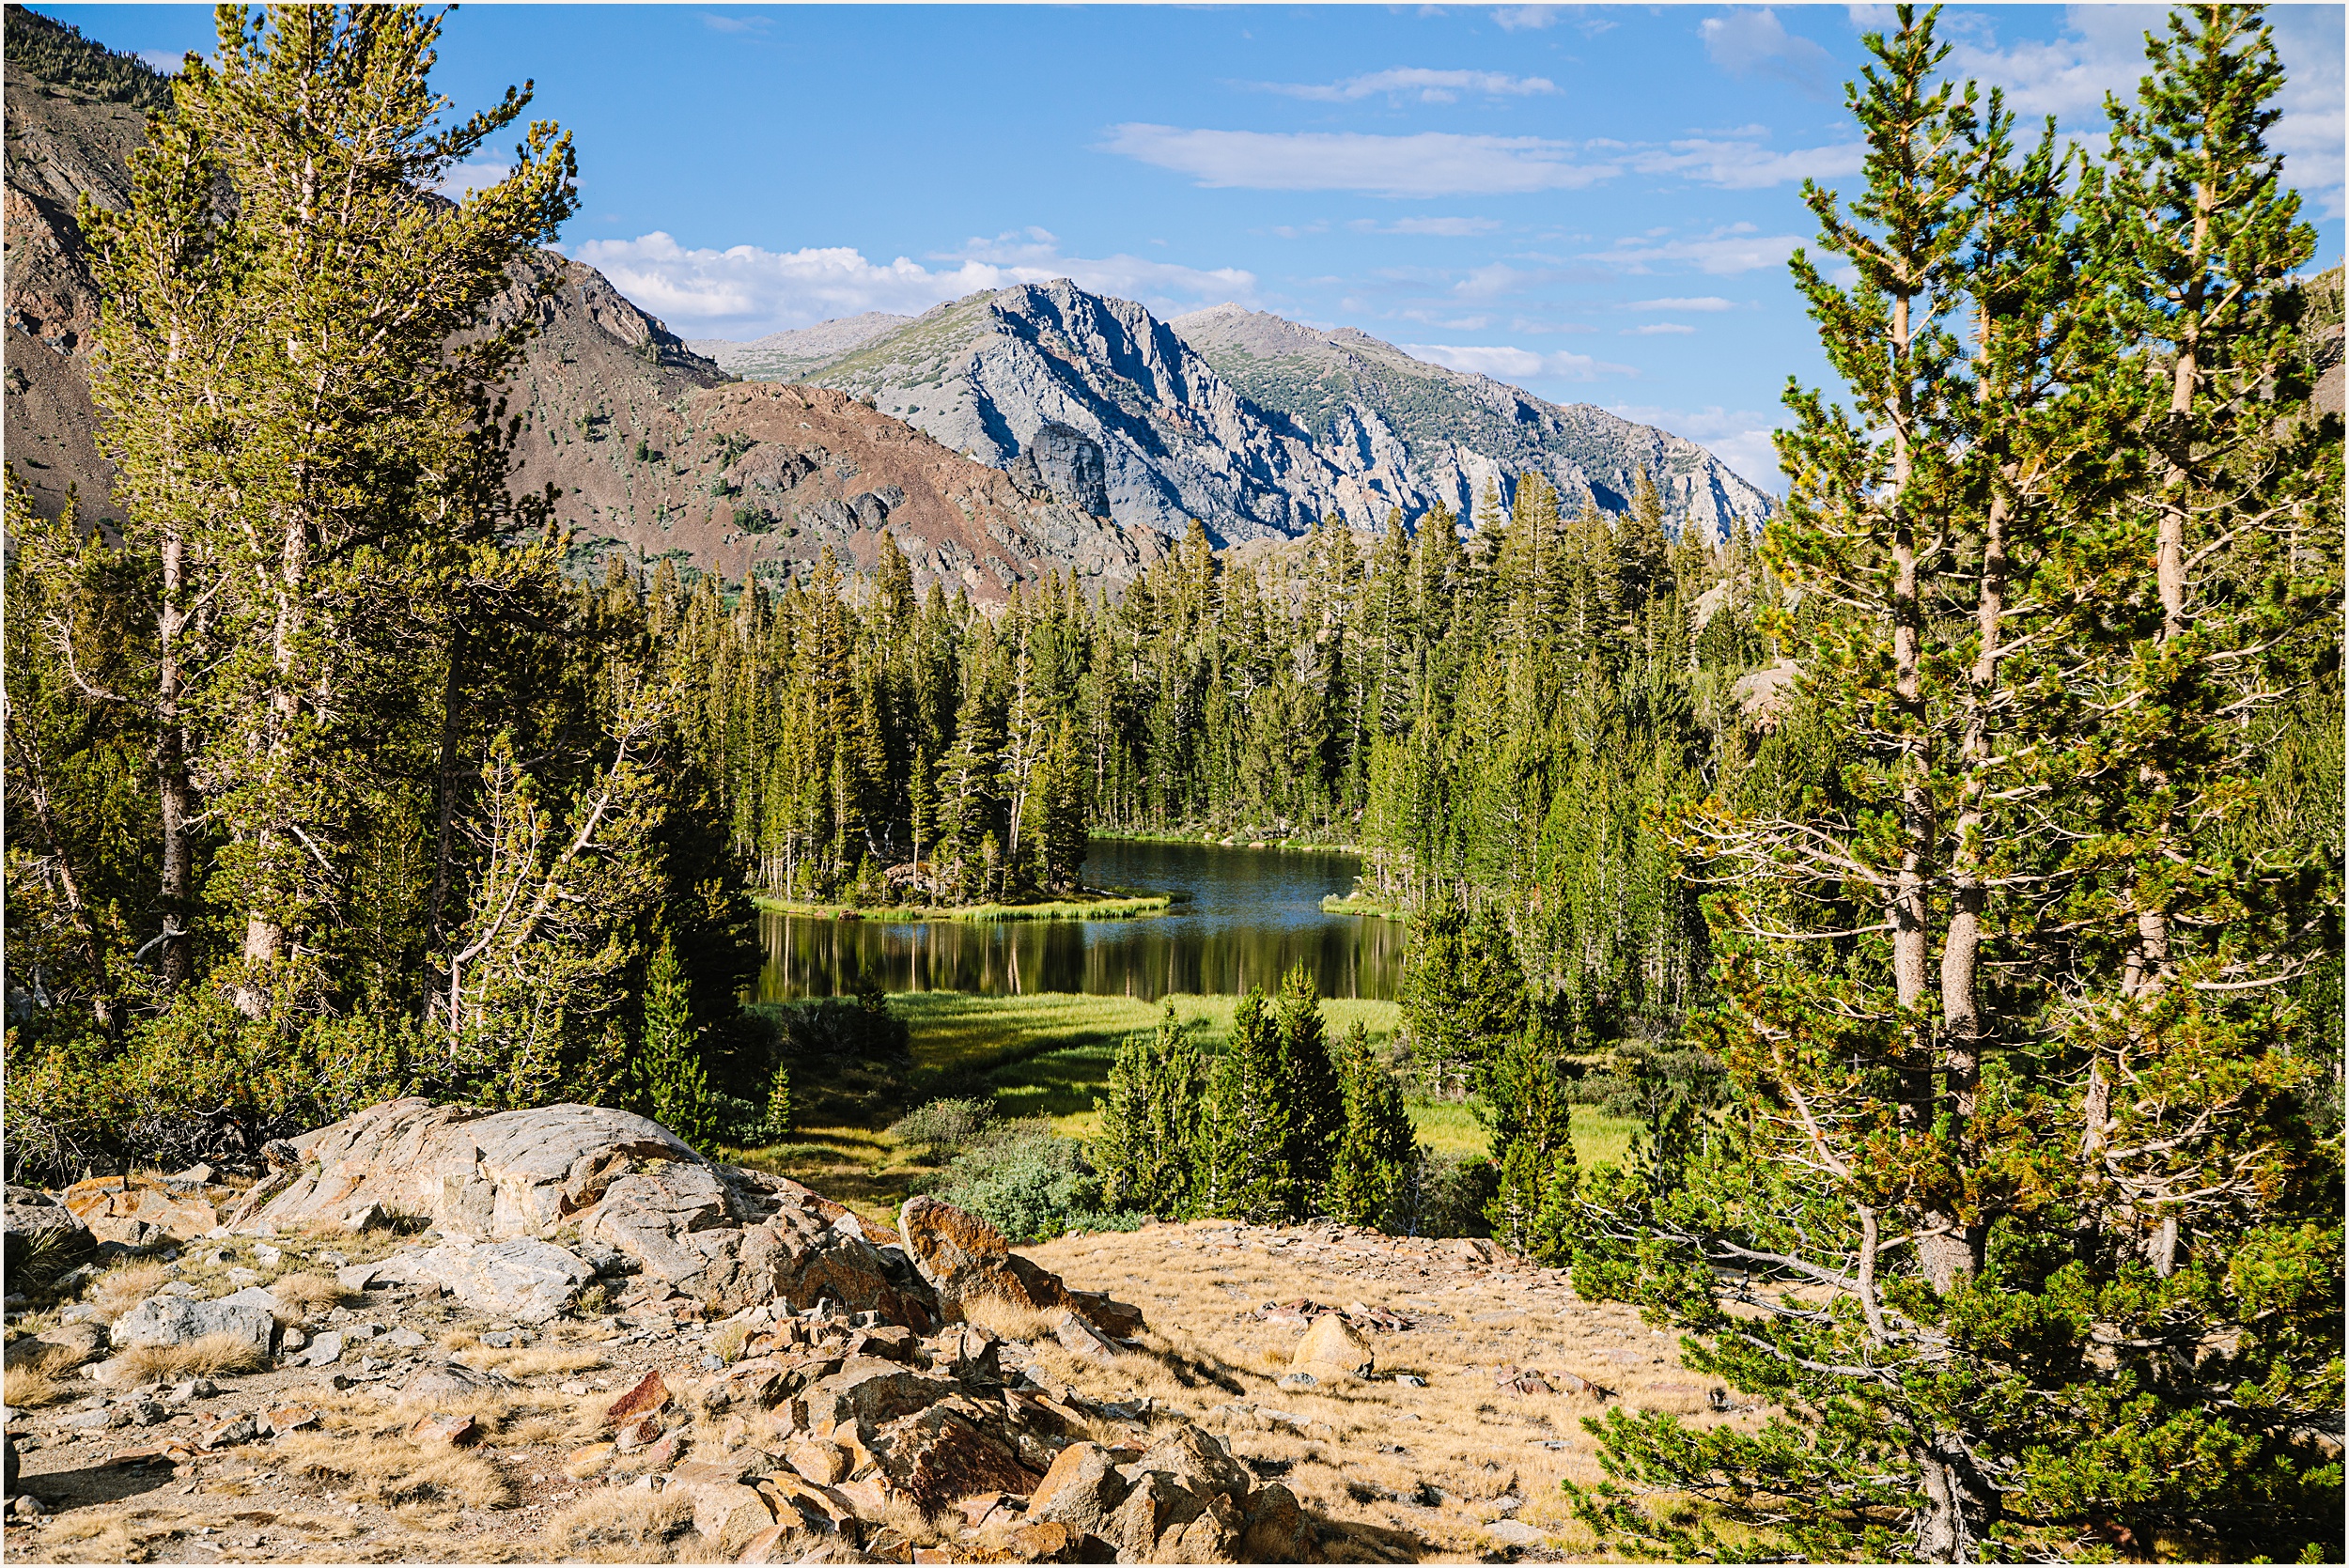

left=57, top=3, right=2346, bottom=489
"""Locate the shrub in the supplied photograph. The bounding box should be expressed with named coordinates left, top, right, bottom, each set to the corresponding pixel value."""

left=887, top=1097, right=997, bottom=1163
left=933, top=1123, right=1144, bottom=1244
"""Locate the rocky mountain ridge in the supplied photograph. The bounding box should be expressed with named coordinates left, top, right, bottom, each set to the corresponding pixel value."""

left=1, top=16, right=1152, bottom=600
left=701, top=280, right=1779, bottom=545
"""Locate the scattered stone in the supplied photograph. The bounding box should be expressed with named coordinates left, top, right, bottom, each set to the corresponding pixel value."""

left=1052, top=1310, right=1121, bottom=1363
left=407, top=1412, right=479, bottom=1448
left=1394, top=1374, right=1426, bottom=1388
left=1291, top=1313, right=1374, bottom=1379
left=226, top=1267, right=261, bottom=1286
left=898, top=1196, right=1142, bottom=1339
left=64, top=1405, right=123, bottom=1431
left=125, top=1398, right=168, bottom=1426
left=1277, top=1372, right=1318, bottom=1389
left=111, top=1293, right=275, bottom=1357
left=280, top=1327, right=309, bottom=1352
left=344, top=1202, right=389, bottom=1233
left=1486, top=1519, right=1548, bottom=1547
left=266, top=1404, right=320, bottom=1436
left=381, top=1327, right=428, bottom=1350
left=253, top=1243, right=283, bottom=1267
left=603, top=1369, right=670, bottom=1426
left=4, top=1188, right=97, bottom=1287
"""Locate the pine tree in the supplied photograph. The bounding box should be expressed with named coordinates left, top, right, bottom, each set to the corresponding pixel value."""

left=1480, top=1031, right=1576, bottom=1259
left=635, top=928, right=711, bottom=1147
left=1328, top=1021, right=1417, bottom=1230
left=1095, top=1004, right=1207, bottom=1218
left=1273, top=964, right=1345, bottom=1215
left=1202, top=988, right=1292, bottom=1223
left=106, top=7, right=579, bottom=1017
left=1568, top=10, right=2344, bottom=1561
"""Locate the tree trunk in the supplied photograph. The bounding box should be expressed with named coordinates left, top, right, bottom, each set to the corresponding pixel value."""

left=156, top=528, right=194, bottom=994
left=1914, top=1434, right=1999, bottom=1562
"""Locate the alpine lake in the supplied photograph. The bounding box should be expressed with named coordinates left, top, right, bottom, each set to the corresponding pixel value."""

left=755, top=836, right=1404, bottom=1002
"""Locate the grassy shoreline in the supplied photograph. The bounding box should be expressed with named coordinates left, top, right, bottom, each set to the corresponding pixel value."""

left=1320, top=892, right=1408, bottom=921
left=725, top=988, right=1642, bottom=1227
left=1090, top=828, right=1361, bottom=854
left=752, top=891, right=1174, bottom=923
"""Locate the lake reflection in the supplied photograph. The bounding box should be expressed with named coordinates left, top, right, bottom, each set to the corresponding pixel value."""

left=755, top=838, right=1405, bottom=1001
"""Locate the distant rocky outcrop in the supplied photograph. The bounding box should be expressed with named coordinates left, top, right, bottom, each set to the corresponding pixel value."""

left=704, top=278, right=1781, bottom=545
left=689, top=311, right=912, bottom=382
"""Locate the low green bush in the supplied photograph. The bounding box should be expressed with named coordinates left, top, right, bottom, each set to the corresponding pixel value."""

left=933, top=1122, right=1145, bottom=1243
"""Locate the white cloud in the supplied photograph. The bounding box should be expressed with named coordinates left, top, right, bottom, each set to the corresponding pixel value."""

left=1626, top=296, right=1735, bottom=311
left=1453, top=262, right=1558, bottom=298
left=1588, top=225, right=1805, bottom=275
left=1631, top=137, right=1868, bottom=189
left=1940, top=5, right=2342, bottom=215
left=569, top=229, right=1256, bottom=338
left=1610, top=403, right=1786, bottom=491
left=1703, top=9, right=1842, bottom=100
left=1623, top=322, right=1697, bottom=335
left=1251, top=68, right=1558, bottom=104
left=1103, top=125, right=1618, bottom=197
left=1491, top=7, right=1562, bottom=31
left=1353, top=215, right=1501, bottom=236
left=135, top=48, right=186, bottom=74
left=436, top=162, right=513, bottom=201
left=1402, top=342, right=1635, bottom=381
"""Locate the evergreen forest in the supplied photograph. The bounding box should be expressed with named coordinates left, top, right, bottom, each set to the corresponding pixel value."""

left=2, top=4, right=2341, bottom=1561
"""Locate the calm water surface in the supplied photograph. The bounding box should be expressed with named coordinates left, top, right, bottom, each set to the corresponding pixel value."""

left=755, top=838, right=1404, bottom=1001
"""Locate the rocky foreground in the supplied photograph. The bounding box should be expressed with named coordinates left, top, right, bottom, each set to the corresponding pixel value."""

left=2, top=1101, right=1748, bottom=1563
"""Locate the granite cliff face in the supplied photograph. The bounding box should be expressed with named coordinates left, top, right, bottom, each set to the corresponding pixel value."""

left=0, top=19, right=1153, bottom=599
left=704, top=280, right=1779, bottom=545
left=1171, top=303, right=1778, bottom=543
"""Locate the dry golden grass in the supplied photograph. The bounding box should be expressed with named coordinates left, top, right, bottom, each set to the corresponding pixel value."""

left=86, top=1260, right=173, bottom=1323
left=957, top=1296, right=1063, bottom=1343
left=1006, top=1219, right=1770, bottom=1560
left=439, top=1327, right=482, bottom=1353
left=3, top=1359, right=70, bottom=1409
left=708, top=1321, right=750, bottom=1363
left=274, top=1425, right=514, bottom=1514
left=541, top=1488, right=694, bottom=1560
left=455, top=1344, right=606, bottom=1379
left=111, top=1329, right=267, bottom=1383
left=271, top=1270, right=356, bottom=1318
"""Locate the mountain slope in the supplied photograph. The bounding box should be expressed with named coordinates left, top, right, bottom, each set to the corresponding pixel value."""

left=687, top=311, right=910, bottom=381
left=0, top=12, right=1151, bottom=600
left=709, top=280, right=1777, bottom=544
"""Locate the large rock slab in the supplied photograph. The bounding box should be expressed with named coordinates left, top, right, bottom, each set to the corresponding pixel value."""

left=111, top=1294, right=274, bottom=1356
left=237, top=1098, right=939, bottom=1320
left=58, top=1174, right=222, bottom=1243
left=408, top=1237, right=596, bottom=1325
left=4, top=1186, right=95, bottom=1284
left=897, top=1197, right=1142, bottom=1338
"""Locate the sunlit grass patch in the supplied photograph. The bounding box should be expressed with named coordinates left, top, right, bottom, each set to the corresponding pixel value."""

left=1405, top=1099, right=1641, bottom=1167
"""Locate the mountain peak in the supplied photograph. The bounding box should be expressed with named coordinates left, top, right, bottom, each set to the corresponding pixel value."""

left=697, top=281, right=1777, bottom=545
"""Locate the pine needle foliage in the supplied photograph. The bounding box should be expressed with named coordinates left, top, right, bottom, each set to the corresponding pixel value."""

left=1563, top=8, right=2343, bottom=1562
